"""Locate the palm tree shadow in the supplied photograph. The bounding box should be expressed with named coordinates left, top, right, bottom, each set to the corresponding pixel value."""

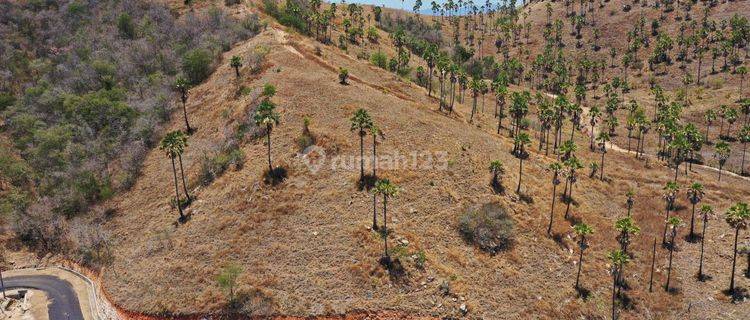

left=665, top=286, right=682, bottom=296
left=723, top=287, right=750, bottom=302
left=517, top=192, right=534, bottom=204
left=490, top=180, right=505, bottom=194
left=264, top=167, right=288, bottom=185
left=616, top=291, right=636, bottom=310
left=575, top=286, right=592, bottom=300
left=358, top=174, right=378, bottom=191
left=176, top=212, right=192, bottom=225
left=684, top=233, right=702, bottom=243
left=696, top=273, right=713, bottom=282
left=565, top=215, right=582, bottom=225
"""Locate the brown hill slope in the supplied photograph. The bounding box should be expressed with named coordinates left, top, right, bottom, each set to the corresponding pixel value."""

left=100, top=2, right=749, bottom=319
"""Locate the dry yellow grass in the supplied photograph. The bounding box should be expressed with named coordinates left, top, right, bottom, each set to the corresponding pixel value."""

left=94, top=1, right=750, bottom=319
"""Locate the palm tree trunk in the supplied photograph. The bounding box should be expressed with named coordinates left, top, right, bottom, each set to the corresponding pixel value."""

left=741, top=142, right=747, bottom=175
left=178, top=154, right=190, bottom=202
left=182, top=100, right=192, bottom=133
left=516, top=158, right=523, bottom=193
left=665, top=231, right=675, bottom=291
left=171, top=157, right=184, bottom=219
left=600, top=148, right=605, bottom=180
left=383, top=195, right=389, bottom=258
left=689, top=202, right=697, bottom=239
left=359, top=133, right=365, bottom=180
left=372, top=135, right=377, bottom=177
left=729, top=227, right=739, bottom=293
left=372, top=193, right=378, bottom=230
left=698, top=218, right=707, bottom=279
left=575, top=238, right=585, bottom=289
left=548, top=182, right=557, bottom=235
left=266, top=129, right=273, bottom=173
left=649, top=237, right=657, bottom=292
left=612, top=268, right=618, bottom=320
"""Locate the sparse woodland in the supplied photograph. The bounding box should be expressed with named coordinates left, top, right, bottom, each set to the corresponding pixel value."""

left=1, top=0, right=749, bottom=319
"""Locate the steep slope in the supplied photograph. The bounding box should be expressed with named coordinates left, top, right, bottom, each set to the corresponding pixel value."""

left=99, top=1, right=750, bottom=319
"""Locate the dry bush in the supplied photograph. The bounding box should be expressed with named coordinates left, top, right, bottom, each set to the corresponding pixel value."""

left=458, top=202, right=515, bottom=254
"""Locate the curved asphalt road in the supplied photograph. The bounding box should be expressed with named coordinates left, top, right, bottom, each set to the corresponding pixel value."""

left=5, top=275, right=85, bottom=320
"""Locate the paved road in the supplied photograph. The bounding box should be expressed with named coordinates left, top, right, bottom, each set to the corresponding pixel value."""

left=5, top=275, right=85, bottom=320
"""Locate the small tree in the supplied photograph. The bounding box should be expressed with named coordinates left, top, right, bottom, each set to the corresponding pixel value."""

left=350, top=109, right=373, bottom=181
left=160, top=131, right=187, bottom=221
left=254, top=100, right=281, bottom=173
left=608, top=249, right=629, bottom=320
left=514, top=132, right=531, bottom=194
left=686, top=182, right=704, bottom=240
left=547, top=162, right=563, bottom=235
left=697, top=205, right=715, bottom=280
left=217, top=264, right=243, bottom=303
left=374, top=179, right=399, bottom=263
left=665, top=216, right=682, bottom=292
left=563, top=156, right=584, bottom=219
left=175, top=76, right=192, bottom=133
left=230, top=56, right=243, bottom=78
left=725, top=202, right=750, bottom=294
left=714, top=140, right=730, bottom=181
left=339, top=67, right=349, bottom=85
left=625, top=189, right=635, bottom=217
left=488, top=160, right=504, bottom=192
left=661, top=181, right=679, bottom=245
left=573, top=222, right=594, bottom=292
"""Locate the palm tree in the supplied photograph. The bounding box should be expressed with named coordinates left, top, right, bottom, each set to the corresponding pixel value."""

left=254, top=100, right=281, bottom=173
left=625, top=189, right=635, bottom=217
left=547, top=162, right=563, bottom=235
left=469, top=78, right=481, bottom=121
left=573, top=222, right=594, bottom=291
left=725, top=202, right=750, bottom=294
left=514, top=132, right=531, bottom=194
left=714, top=140, right=730, bottom=181
left=488, top=160, right=504, bottom=191
left=661, top=182, right=679, bottom=245
left=607, top=249, right=629, bottom=320
left=230, top=55, right=243, bottom=78
left=697, top=205, right=715, bottom=280
left=615, top=216, right=640, bottom=256
left=563, top=156, right=583, bottom=219
left=159, top=131, right=186, bottom=221
left=665, top=216, right=682, bottom=292
left=686, top=182, right=704, bottom=240
left=173, top=131, right=191, bottom=203
left=588, top=105, right=601, bottom=150
left=374, top=179, right=400, bottom=262
left=596, top=131, right=610, bottom=180
left=704, top=109, right=717, bottom=142
left=175, top=76, right=192, bottom=133
left=350, top=109, right=373, bottom=181
left=739, top=125, right=750, bottom=176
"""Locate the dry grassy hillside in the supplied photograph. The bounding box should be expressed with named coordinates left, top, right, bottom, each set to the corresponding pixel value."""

left=99, top=1, right=750, bottom=319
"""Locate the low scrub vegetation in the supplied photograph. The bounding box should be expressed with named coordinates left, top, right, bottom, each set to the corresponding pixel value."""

left=459, top=203, right=515, bottom=254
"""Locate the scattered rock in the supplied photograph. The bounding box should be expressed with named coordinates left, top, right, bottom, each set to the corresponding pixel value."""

left=459, top=303, right=468, bottom=315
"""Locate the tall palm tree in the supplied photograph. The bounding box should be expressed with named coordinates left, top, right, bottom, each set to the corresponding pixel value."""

left=254, top=100, right=281, bottom=173
left=230, top=55, right=243, bottom=78
left=686, top=182, right=704, bottom=240
left=739, top=125, right=750, bottom=176
left=173, top=131, right=191, bottom=203
left=547, top=162, right=563, bottom=235
left=661, top=182, right=679, bottom=245
left=714, top=140, right=731, bottom=182
left=588, top=105, right=601, bottom=150
left=469, top=78, right=481, bottom=121
left=596, top=131, right=610, bottom=180
left=607, top=249, right=629, bottom=320
left=374, top=179, right=400, bottom=261
left=514, top=132, right=531, bottom=194
left=175, top=76, right=192, bottom=133
left=573, top=222, right=594, bottom=291
left=615, top=216, right=640, bottom=256
left=350, top=109, right=373, bottom=181
left=665, top=216, right=682, bottom=292
left=563, top=156, right=583, bottom=219
left=160, top=131, right=186, bottom=220
left=725, top=202, right=750, bottom=294
left=697, top=205, right=715, bottom=280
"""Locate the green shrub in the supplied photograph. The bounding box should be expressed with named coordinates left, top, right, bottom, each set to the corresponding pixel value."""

left=0, top=92, right=16, bottom=111
left=116, top=13, right=136, bottom=39
left=370, top=51, right=388, bottom=69
left=458, top=203, right=515, bottom=254
left=199, top=146, right=245, bottom=186
left=182, top=48, right=214, bottom=85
